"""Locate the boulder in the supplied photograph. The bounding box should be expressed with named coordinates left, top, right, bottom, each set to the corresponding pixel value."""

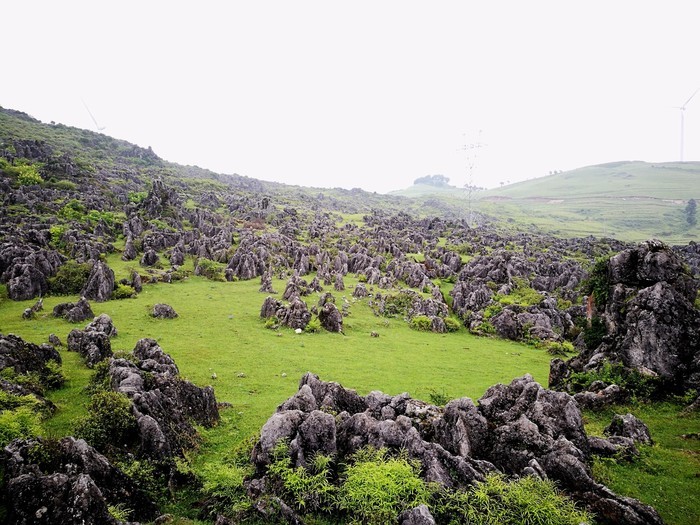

left=152, top=303, right=178, bottom=319
left=53, top=297, right=94, bottom=323
left=80, top=261, right=115, bottom=302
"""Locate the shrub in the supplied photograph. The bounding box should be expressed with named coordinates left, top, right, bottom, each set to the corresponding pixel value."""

left=337, top=447, right=430, bottom=524
left=264, top=316, right=280, bottom=330
left=112, top=283, right=137, bottom=300
left=74, top=391, right=137, bottom=452
left=16, top=163, right=44, bottom=186
left=432, top=473, right=592, bottom=524
left=566, top=360, right=666, bottom=400
left=584, top=257, right=610, bottom=309
left=48, top=261, right=91, bottom=295
left=495, top=278, right=543, bottom=307
left=0, top=406, right=42, bottom=447
left=304, top=317, right=322, bottom=333
left=201, top=462, right=252, bottom=516
left=195, top=258, right=226, bottom=281
left=267, top=441, right=336, bottom=513
left=409, top=315, right=432, bottom=331
left=53, top=179, right=77, bottom=191
left=59, top=198, right=86, bottom=221
left=428, top=388, right=451, bottom=406
left=582, top=317, right=606, bottom=350
left=48, top=224, right=67, bottom=250
left=444, top=316, right=462, bottom=332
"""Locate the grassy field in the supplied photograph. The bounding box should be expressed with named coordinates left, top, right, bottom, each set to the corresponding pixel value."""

left=1, top=256, right=699, bottom=524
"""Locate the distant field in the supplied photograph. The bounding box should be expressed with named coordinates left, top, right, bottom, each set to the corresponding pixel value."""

left=392, top=161, right=700, bottom=244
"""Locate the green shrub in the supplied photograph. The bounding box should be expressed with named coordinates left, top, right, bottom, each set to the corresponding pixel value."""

left=200, top=462, right=252, bottom=516
left=128, top=191, right=148, bottom=204
left=48, top=261, right=91, bottom=295
left=337, top=447, right=430, bottom=524
left=545, top=341, right=575, bottom=356
left=566, top=360, right=666, bottom=400
left=380, top=291, right=416, bottom=318
left=495, top=278, right=543, bottom=307
left=74, top=391, right=137, bottom=452
left=0, top=406, right=42, bottom=447
left=432, top=473, right=592, bottom=524
left=409, top=315, right=432, bottom=332
left=582, top=317, right=606, bottom=350
left=112, top=283, right=137, bottom=300
left=267, top=441, right=336, bottom=513
left=53, top=179, right=77, bottom=191
left=428, top=388, right=451, bottom=406
left=16, top=163, right=44, bottom=186
left=264, top=316, right=280, bottom=330
left=444, top=317, right=462, bottom=332
left=304, top=317, right=322, bottom=333
left=584, top=257, right=610, bottom=309
left=483, top=303, right=502, bottom=320
left=59, top=199, right=86, bottom=221
left=196, top=258, right=226, bottom=281
left=49, top=225, right=67, bottom=250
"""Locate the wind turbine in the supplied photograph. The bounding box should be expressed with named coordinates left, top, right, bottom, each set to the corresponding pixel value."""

left=676, top=88, right=699, bottom=161
left=81, top=98, right=106, bottom=132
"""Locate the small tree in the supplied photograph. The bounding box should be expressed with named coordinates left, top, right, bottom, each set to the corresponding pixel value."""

left=686, top=198, right=697, bottom=227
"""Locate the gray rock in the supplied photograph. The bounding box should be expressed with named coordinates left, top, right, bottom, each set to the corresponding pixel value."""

left=152, top=303, right=178, bottom=319
left=80, top=261, right=114, bottom=302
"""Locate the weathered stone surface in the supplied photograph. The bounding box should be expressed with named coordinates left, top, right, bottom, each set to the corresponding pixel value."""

left=249, top=373, right=663, bottom=525
left=0, top=332, right=61, bottom=376
left=4, top=436, right=158, bottom=524
left=80, top=260, right=115, bottom=302
left=605, top=413, right=653, bottom=445
left=53, top=297, right=94, bottom=323
left=152, top=303, right=178, bottom=319
left=110, top=338, right=219, bottom=461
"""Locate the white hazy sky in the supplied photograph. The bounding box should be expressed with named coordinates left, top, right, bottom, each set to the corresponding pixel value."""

left=3, top=1, right=700, bottom=193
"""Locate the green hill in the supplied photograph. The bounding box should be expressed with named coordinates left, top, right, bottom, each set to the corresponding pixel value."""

left=395, top=161, right=700, bottom=244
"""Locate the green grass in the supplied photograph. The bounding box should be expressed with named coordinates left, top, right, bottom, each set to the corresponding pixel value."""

left=2, top=257, right=699, bottom=524
left=584, top=402, right=700, bottom=525
left=0, top=258, right=551, bottom=449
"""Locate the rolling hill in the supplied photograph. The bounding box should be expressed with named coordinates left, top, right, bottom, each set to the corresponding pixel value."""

left=394, top=161, right=700, bottom=244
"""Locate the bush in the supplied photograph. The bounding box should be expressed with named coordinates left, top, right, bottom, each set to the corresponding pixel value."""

left=304, top=317, right=322, bottom=333
left=409, top=315, right=432, bottom=331
left=59, top=198, right=86, bottom=221
left=432, top=473, right=592, bottom=524
left=337, top=447, right=430, bottom=524
left=444, top=317, right=462, bottom=332
left=566, top=360, right=666, bottom=400
left=0, top=406, right=42, bottom=447
left=74, top=391, right=137, bottom=452
left=267, top=441, right=336, bottom=513
left=53, top=179, right=77, bottom=191
left=582, top=317, right=606, bottom=350
left=48, top=261, right=91, bottom=295
left=15, top=163, right=44, bottom=186
left=112, top=283, right=137, bottom=300
left=195, top=258, right=226, bottom=281
left=48, top=225, right=67, bottom=250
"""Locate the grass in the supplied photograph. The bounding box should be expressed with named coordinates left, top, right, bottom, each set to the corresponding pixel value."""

left=2, top=255, right=699, bottom=524
left=584, top=402, right=700, bottom=525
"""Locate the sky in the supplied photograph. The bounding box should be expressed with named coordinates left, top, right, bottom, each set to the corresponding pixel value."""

left=3, top=1, right=700, bottom=193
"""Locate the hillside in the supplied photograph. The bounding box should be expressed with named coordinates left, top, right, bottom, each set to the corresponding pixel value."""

left=1, top=105, right=699, bottom=525
left=394, top=161, right=700, bottom=244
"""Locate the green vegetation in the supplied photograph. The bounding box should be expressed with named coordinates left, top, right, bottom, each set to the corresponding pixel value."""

left=73, top=390, right=138, bottom=453
left=48, top=261, right=92, bottom=295
left=585, top=401, right=700, bottom=525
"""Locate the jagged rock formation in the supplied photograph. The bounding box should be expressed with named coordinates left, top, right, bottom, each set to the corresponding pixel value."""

left=53, top=297, right=94, bottom=323
left=551, top=239, right=700, bottom=395
left=4, top=436, right=159, bottom=524
left=249, top=373, right=663, bottom=525
left=80, top=260, right=115, bottom=302
left=66, top=314, right=117, bottom=367
left=0, top=243, right=65, bottom=300
left=109, top=338, right=219, bottom=461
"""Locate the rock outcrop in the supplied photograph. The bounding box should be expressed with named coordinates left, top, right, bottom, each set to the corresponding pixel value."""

left=551, top=240, right=700, bottom=396
left=4, top=436, right=159, bottom=524
left=249, top=373, right=663, bottom=525
left=80, top=260, right=115, bottom=302
left=109, top=338, right=219, bottom=461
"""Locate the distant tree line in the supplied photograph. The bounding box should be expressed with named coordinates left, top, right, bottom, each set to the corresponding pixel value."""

left=414, top=174, right=450, bottom=187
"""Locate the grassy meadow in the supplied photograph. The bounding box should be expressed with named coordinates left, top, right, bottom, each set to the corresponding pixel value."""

left=2, top=253, right=699, bottom=524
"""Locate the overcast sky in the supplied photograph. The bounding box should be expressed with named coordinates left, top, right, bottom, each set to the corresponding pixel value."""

left=4, top=1, right=700, bottom=193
